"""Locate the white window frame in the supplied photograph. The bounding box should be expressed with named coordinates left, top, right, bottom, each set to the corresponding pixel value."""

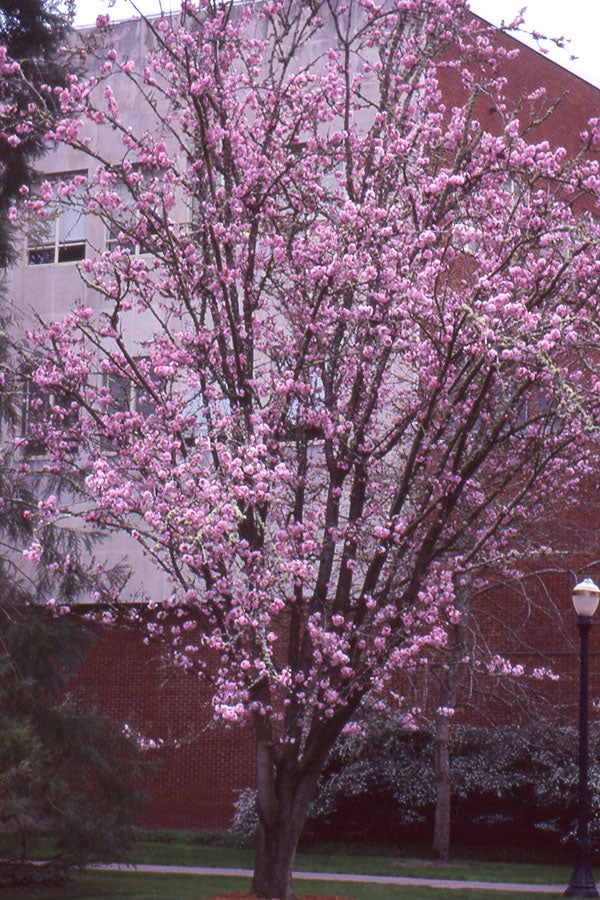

left=103, top=166, right=164, bottom=255
left=21, top=373, right=79, bottom=457
left=27, top=172, right=87, bottom=266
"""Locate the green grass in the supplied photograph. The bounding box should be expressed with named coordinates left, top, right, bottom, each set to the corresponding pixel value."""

left=130, top=839, right=255, bottom=868
left=127, top=832, right=571, bottom=885
left=0, top=828, right=575, bottom=897
left=0, top=871, right=565, bottom=899
left=0, top=827, right=573, bottom=886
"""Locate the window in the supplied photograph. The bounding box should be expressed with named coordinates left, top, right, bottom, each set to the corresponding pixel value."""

left=514, top=387, right=553, bottom=428
left=102, top=371, right=162, bottom=414
left=21, top=374, right=79, bottom=456
left=270, top=355, right=326, bottom=443
left=98, top=369, right=164, bottom=449
left=21, top=374, right=49, bottom=455
left=102, top=372, right=131, bottom=413
left=98, top=372, right=131, bottom=449
left=105, top=181, right=139, bottom=254
left=28, top=174, right=86, bottom=265
left=102, top=167, right=164, bottom=255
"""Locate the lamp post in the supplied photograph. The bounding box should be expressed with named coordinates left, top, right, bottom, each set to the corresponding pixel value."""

left=565, top=577, right=600, bottom=898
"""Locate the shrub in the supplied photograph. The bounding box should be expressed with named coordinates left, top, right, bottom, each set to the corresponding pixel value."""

left=232, top=717, right=600, bottom=857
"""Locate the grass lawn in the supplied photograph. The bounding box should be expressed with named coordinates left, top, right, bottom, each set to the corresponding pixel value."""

left=0, top=829, right=575, bottom=897
left=128, top=833, right=571, bottom=885
left=1, top=871, right=566, bottom=898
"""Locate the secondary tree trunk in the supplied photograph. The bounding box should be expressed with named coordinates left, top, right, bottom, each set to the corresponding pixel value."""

left=432, top=710, right=452, bottom=861
left=432, top=581, right=469, bottom=861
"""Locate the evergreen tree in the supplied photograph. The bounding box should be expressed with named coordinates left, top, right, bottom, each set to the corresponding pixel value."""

left=0, top=352, right=148, bottom=885
left=0, top=0, right=72, bottom=264
left=0, top=7, right=148, bottom=879
left=0, top=601, right=148, bottom=872
left=0, top=359, right=148, bottom=886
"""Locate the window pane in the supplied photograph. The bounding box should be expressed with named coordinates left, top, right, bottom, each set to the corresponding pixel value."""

left=28, top=247, right=55, bottom=265
left=104, top=182, right=137, bottom=251
left=99, top=373, right=130, bottom=450
left=60, top=202, right=86, bottom=244
left=21, top=377, right=48, bottom=456
left=103, top=372, right=130, bottom=412
left=27, top=213, right=57, bottom=264
left=107, top=230, right=136, bottom=253
left=58, top=242, right=86, bottom=263
left=135, top=385, right=157, bottom=418
left=27, top=174, right=87, bottom=265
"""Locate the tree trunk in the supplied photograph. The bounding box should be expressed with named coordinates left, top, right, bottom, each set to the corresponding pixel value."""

left=251, top=736, right=320, bottom=899
left=252, top=807, right=304, bottom=900
left=431, top=580, right=469, bottom=861
left=432, top=711, right=452, bottom=861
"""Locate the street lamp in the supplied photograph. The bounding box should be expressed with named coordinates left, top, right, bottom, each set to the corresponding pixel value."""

left=565, top=577, right=600, bottom=898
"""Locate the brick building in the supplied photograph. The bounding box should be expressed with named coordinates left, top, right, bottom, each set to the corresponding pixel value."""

left=6, top=7, right=600, bottom=829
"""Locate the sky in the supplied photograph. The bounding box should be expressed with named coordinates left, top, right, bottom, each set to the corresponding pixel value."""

left=73, top=0, right=600, bottom=88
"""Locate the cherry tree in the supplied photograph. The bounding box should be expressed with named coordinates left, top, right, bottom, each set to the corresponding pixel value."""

left=7, top=0, right=600, bottom=894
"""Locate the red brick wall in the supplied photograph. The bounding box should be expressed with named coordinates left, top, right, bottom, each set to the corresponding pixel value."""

left=72, top=621, right=255, bottom=829
left=69, top=579, right=599, bottom=829
left=452, top=571, right=599, bottom=728
left=71, top=577, right=596, bottom=830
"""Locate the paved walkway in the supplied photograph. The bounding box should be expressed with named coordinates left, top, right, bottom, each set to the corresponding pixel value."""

left=88, top=862, right=565, bottom=894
